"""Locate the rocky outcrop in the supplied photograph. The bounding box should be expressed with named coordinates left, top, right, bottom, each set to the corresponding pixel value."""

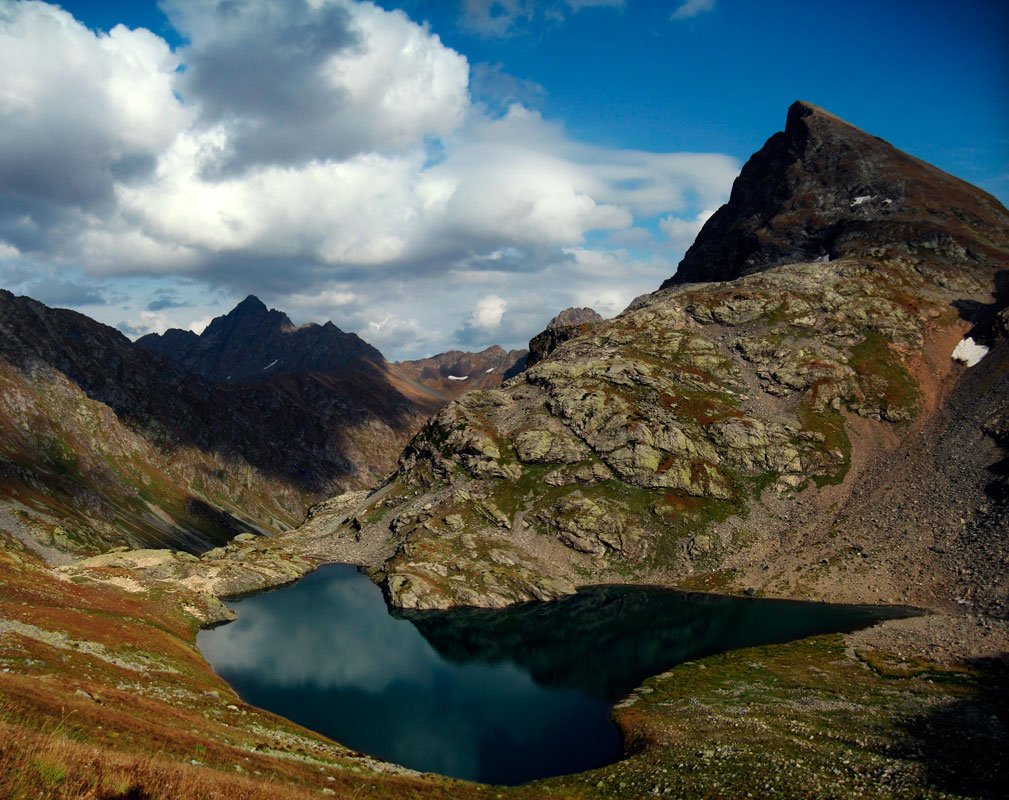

left=296, top=102, right=1009, bottom=612
left=60, top=533, right=315, bottom=617
left=526, top=307, right=603, bottom=368
left=663, top=101, right=1009, bottom=286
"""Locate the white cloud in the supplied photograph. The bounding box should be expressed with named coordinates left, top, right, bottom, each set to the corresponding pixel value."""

left=108, top=102, right=733, bottom=277
left=0, top=0, right=739, bottom=359
left=363, top=313, right=437, bottom=353
left=162, top=0, right=469, bottom=168
left=120, top=309, right=173, bottom=337
left=659, top=208, right=716, bottom=251
left=671, top=0, right=716, bottom=21
left=188, top=316, right=212, bottom=335
left=0, top=1, right=188, bottom=249
left=286, top=289, right=360, bottom=311
left=471, top=295, right=508, bottom=330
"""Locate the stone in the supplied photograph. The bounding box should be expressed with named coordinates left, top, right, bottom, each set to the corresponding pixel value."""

left=233, top=533, right=259, bottom=544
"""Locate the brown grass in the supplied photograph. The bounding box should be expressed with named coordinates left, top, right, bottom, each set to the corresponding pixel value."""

left=0, top=711, right=330, bottom=800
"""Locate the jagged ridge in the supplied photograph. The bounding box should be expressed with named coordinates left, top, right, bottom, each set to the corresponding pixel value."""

left=0, top=292, right=437, bottom=556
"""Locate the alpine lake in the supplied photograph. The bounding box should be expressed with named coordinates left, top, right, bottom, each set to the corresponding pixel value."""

left=197, top=564, right=913, bottom=786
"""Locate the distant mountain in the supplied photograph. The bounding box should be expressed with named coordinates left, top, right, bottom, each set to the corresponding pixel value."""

left=0, top=291, right=440, bottom=556
left=137, top=295, right=383, bottom=382
left=397, top=346, right=528, bottom=400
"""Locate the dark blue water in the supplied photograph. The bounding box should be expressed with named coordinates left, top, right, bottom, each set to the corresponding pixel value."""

left=197, top=564, right=912, bottom=785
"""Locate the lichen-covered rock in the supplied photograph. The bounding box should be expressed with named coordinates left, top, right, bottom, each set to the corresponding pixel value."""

left=291, top=100, right=1009, bottom=611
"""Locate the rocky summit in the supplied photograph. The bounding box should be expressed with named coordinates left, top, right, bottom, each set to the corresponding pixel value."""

left=300, top=102, right=1009, bottom=615
left=137, top=295, right=384, bottom=382
left=664, top=101, right=1009, bottom=286
left=526, top=307, right=603, bottom=368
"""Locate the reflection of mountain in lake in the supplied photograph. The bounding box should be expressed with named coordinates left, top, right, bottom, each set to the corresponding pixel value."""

left=400, top=585, right=914, bottom=701
left=199, top=566, right=913, bottom=785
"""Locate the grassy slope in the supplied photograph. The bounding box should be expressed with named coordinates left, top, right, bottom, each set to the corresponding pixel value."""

left=0, top=533, right=497, bottom=800
left=2, top=527, right=1004, bottom=800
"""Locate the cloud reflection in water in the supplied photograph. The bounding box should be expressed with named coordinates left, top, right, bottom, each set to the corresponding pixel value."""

left=198, top=564, right=910, bottom=784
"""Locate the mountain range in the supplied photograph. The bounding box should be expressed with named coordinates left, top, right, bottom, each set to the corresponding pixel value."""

left=1, top=100, right=1007, bottom=799
left=0, top=290, right=526, bottom=556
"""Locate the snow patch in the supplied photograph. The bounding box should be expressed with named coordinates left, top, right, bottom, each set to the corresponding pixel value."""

left=447, top=375, right=469, bottom=381
left=850, top=195, right=875, bottom=207
left=952, top=337, right=989, bottom=368
left=263, top=359, right=279, bottom=370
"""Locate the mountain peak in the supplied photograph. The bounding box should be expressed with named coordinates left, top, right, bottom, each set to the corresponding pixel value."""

left=206, top=295, right=293, bottom=335
left=234, top=294, right=269, bottom=315
left=137, top=295, right=384, bottom=382
left=663, top=101, right=1009, bottom=287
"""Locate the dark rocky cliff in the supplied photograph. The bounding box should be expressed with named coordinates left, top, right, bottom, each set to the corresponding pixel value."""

left=663, top=101, right=1009, bottom=286
left=526, top=307, right=603, bottom=368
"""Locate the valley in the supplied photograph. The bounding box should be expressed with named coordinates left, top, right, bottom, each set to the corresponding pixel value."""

left=1, top=101, right=1007, bottom=799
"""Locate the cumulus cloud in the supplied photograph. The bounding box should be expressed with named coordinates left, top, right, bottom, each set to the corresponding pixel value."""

left=115, top=308, right=175, bottom=337
left=163, top=0, right=468, bottom=171
left=363, top=313, right=437, bottom=354
left=472, top=295, right=508, bottom=329
left=0, top=1, right=188, bottom=251
left=0, top=0, right=739, bottom=358
left=671, top=0, right=715, bottom=21
left=659, top=208, right=716, bottom=251
left=453, top=294, right=508, bottom=347
left=107, top=102, right=733, bottom=285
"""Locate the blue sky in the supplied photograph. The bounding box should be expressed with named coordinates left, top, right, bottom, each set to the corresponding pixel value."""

left=2, top=0, right=1006, bottom=358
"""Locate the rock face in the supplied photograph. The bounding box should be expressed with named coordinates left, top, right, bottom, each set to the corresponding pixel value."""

left=526, top=307, right=603, bottom=369
left=300, top=102, right=1009, bottom=613
left=663, top=101, right=1009, bottom=286
left=138, top=295, right=383, bottom=382
left=396, top=345, right=528, bottom=400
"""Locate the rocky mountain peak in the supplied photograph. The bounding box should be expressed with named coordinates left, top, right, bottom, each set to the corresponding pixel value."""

left=663, top=100, right=1009, bottom=286
left=201, top=295, right=293, bottom=341
left=547, top=307, right=603, bottom=330
left=527, top=307, right=603, bottom=368
left=233, top=294, right=269, bottom=316
left=138, top=296, right=382, bottom=382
